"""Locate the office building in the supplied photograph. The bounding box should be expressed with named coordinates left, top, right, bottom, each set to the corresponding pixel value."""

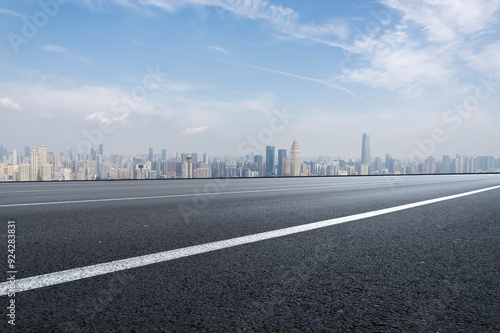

left=265, top=146, right=275, bottom=176
left=148, top=148, right=153, bottom=162
left=19, top=163, right=30, bottom=181
left=37, top=145, right=48, bottom=166
left=161, top=149, right=167, bottom=161
left=361, top=133, right=371, bottom=165
left=29, top=150, right=39, bottom=181
left=290, top=140, right=300, bottom=176
left=277, top=149, right=287, bottom=176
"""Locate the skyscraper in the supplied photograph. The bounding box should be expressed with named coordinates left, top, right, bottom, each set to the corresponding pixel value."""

left=99, top=144, right=104, bottom=156
left=161, top=149, right=167, bottom=161
left=12, top=149, right=17, bottom=165
left=361, top=133, right=371, bottom=165
left=442, top=155, right=451, bottom=173
left=277, top=149, right=287, bottom=176
left=265, top=146, right=275, bottom=176
left=29, top=150, right=39, bottom=181
left=181, top=154, right=193, bottom=178
left=148, top=148, right=153, bottom=162
left=37, top=145, right=48, bottom=166
left=290, top=140, right=300, bottom=176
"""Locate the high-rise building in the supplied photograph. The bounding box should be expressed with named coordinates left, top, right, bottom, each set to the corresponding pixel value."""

left=254, top=155, right=263, bottom=164
left=277, top=149, right=287, bottom=176
left=181, top=154, right=193, bottom=178
left=99, top=144, right=104, bottom=156
left=361, top=133, right=371, bottom=165
left=12, top=149, right=17, bottom=165
left=202, top=153, right=208, bottom=164
left=41, top=164, right=52, bottom=181
left=37, top=145, right=48, bottom=166
left=282, top=157, right=291, bottom=176
left=290, top=140, right=300, bottom=176
left=441, top=155, right=451, bottom=173
left=385, top=154, right=392, bottom=170
left=374, top=157, right=382, bottom=171
left=19, top=163, right=30, bottom=181
left=455, top=155, right=465, bottom=173
left=29, top=150, right=39, bottom=181
left=148, top=148, right=154, bottom=162
left=388, top=158, right=396, bottom=174
left=265, top=146, right=275, bottom=176
left=161, top=149, right=167, bottom=161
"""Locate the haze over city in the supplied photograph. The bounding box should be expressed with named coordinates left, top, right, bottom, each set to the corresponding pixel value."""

left=1, top=0, right=500, bottom=158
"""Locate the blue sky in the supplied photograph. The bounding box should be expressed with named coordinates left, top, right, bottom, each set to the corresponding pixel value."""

left=1, top=0, right=500, bottom=160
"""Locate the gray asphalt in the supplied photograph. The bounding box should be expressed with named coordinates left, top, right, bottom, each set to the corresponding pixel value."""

left=0, top=174, right=499, bottom=332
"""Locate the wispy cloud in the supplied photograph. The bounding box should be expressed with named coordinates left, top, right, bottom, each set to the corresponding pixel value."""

left=225, top=60, right=367, bottom=102
left=43, top=44, right=70, bottom=55
left=97, top=0, right=353, bottom=51
left=42, top=44, right=92, bottom=66
left=339, top=0, right=500, bottom=96
left=0, top=97, right=22, bottom=111
left=0, top=8, right=24, bottom=17
left=208, top=45, right=229, bottom=55
left=182, top=126, right=208, bottom=134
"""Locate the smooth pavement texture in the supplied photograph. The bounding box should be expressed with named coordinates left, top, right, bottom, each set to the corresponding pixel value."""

left=0, top=174, right=499, bottom=332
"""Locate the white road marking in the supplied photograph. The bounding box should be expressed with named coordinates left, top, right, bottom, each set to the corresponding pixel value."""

left=0, top=182, right=400, bottom=207
left=1, top=184, right=499, bottom=296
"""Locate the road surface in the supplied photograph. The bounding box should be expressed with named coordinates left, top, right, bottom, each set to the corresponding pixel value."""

left=0, top=174, right=499, bottom=332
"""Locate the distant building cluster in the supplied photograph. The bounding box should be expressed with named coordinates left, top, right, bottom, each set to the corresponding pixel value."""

left=0, top=137, right=499, bottom=182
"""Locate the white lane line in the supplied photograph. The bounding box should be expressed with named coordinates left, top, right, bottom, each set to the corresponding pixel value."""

left=0, top=182, right=397, bottom=207
left=1, top=184, right=499, bottom=296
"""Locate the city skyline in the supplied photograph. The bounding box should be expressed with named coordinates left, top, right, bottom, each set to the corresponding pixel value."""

left=1, top=135, right=499, bottom=182
left=1, top=1, right=500, bottom=157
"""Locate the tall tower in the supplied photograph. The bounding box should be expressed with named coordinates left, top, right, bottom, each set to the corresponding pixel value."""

left=277, top=149, right=287, bottom=176
left=265, top=146, right=275, bottom=176
left=290, top=140, right=300, bottom=176
left=361, top=133, right=371, bottom=165
left=148, top=148, right=154, bottom=162
left=29, top=150, right=39, bottom=181
left=161, top=149, right=167, bottom=161
left=181, top=154, right=193, bottom=178
left=12, top=149, right=17, bottom=165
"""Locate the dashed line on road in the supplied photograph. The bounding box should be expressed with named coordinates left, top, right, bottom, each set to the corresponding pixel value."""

left=1, top=184, right=499, bottom=296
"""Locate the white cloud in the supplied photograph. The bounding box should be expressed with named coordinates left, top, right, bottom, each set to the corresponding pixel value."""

left=339, top=0, right=500, bottom=96
left=42, top=44, right=92, bottom=66
left=0, top=97, right=22, bottom=111
left=182, top=126, right=208, bottom=134
left=95, top=0, right=353, bottom=51
left=228, top=60, right=367, bottom=101
left=0, top=8, right=24, bottom=17
left=208, top=45, right=229, bottom=55
left=381, top=0, right=500, bottom=43
left=42, top=44, right=70, bottom=55
left=462, top=40, right=500, bottom=78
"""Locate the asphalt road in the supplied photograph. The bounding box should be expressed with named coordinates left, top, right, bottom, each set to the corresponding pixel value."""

left=0, top=174, right=499, bottom=332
